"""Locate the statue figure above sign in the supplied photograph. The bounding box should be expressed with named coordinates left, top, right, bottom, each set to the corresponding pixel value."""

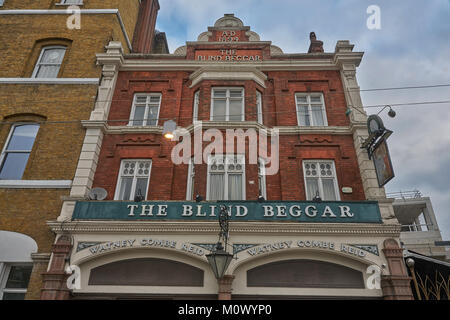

left=308, top=32, right=324, bottom=53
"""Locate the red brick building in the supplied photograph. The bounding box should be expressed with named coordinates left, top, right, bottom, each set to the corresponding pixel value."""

left=47, top=11, right=413, bottom=299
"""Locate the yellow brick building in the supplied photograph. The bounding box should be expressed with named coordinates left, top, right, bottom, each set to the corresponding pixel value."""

left=0, top=0, right=164, bottom=300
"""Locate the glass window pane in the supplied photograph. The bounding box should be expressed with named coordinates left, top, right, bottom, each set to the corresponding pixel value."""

left=2, top=292, right=26, bottom=300
left=212, top=99, right=226, bottom=121
left=297, top=96, right=307, bottom=103
left=147, top=106, right=159, bottom=126
left=0, top=153, right=30, bottom=180
left=228, top=174, right=243, bottom=200
left=5, top=266, right=32, bottom=289
left=132, top=106, right=145, bottom=126
left=209, top=173, right=224, bottom=200
left=118, top=177, right=133, bottom=200
left=149, top=96, right=160, bottom=104
left=230, top=90, right=242, bottom=98
left=306, top=178, right=320, bottom=200
left=7, top=125, right=39, bottom=151
left=311, top=105, right=324, bottom=126
left=229, top=99, right=242, bottom=121
left=134, top=178, right=148, bottom=200
left=310, top=95, right=322, bottom=103
left=41, top=48, right=65, bottom=64
left=322, top=178, right=337, bottom=200
left=298, top=106, right=310, bottom=126
left=214, top=90, right=226, bottom=98
left=35, top=65, right=60, bottom=78
left=135, top=96, right=148, bottom=104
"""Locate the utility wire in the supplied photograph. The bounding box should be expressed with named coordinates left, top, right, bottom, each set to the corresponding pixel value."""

left=2, top=83, right=450, bottom=103
left=1, top=100, right=450, bottom=125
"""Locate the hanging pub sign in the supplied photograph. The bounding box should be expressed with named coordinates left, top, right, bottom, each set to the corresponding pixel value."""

left=372, top=138, right=395, bottom=187
left=361, top=114, right=395, bottom=187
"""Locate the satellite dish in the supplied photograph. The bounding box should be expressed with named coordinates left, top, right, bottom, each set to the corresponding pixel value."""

left=88, top=188, right=108, bottom=201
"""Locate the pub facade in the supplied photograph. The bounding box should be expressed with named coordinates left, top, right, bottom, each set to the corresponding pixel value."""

left=45, top=13, right=413, bottom=299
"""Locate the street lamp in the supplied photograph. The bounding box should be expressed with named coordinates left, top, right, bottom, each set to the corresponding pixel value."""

left=207, top=205, right=234, bottom=279
left=163, top=120, right=176, bottom=140
left=206, top=242, right=233, bottom=279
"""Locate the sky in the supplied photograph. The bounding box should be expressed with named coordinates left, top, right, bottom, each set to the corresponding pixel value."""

left=155, top=0, right=450, bottom=240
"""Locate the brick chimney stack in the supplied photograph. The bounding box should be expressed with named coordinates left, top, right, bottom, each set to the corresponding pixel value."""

left=132, top=0, right=160, bottom=53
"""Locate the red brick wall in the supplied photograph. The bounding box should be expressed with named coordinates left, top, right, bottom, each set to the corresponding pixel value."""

left=93, top=70, right=365, bottom=202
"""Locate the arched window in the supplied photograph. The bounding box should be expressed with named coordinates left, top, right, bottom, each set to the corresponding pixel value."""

left=31, top=46, right=67, bottom=78
left=0, top=124, right=40, bottom=180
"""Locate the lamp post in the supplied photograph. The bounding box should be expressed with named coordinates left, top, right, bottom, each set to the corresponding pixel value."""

left=406, top=258, right=422, bottom=300
left=206, top=205, right=234, bottom=300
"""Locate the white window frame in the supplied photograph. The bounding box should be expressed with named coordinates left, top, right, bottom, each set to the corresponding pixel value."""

left=31, top=46, right=67, bottom=79
left=0, top=263, right=33, bottom=300
left=206, top=154, right=246, bottom=201
left=193, top=91, right=200, bottom=122
left=295, top=93, right=328, bottom=126
left=59, top=0, right=83, bottom=4
left=114, top=159, right=152, bottom=201
left=303, top=160, right=340, bottom=201
left=210, top=87, right=245, bottom=121
left=256, top=91, right=263, bottom=124
left=0, top=123, right=40, bottom=180
left=128, top=93, right=162, bottom=126
left=186, top=158, right=195, bottom=200
left=258, top=158, right=267, bottom=198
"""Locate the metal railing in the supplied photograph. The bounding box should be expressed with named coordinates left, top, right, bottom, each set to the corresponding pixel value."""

left=387, top=190, right=423, bottom=200
left=401, top=223, right=435, bottom=232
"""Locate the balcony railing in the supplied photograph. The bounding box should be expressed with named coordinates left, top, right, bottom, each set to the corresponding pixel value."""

left=387, top=190, right=423, bottom=200
left=401, top=223, right=435, bottom=232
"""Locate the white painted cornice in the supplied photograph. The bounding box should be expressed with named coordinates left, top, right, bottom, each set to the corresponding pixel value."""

left=47, top=220, right=400, bottom=237
left=118, top=60, right=342, bottom=72
left=88, top=122, right=353, bottom=136
left=0, top=180, right=72, bottom=189
left=0, top=78, right=99, bottom=84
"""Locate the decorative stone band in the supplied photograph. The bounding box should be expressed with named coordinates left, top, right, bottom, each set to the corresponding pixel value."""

left=0, top=180, right=72, bottom=189
left=47, top=221, right=401, bottom=237
left=0, top=78, right=99, bottom=85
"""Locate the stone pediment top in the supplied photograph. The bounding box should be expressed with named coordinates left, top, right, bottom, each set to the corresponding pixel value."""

left=196, top=13, right=260, bottom=43
left=189, top=65, right=268, bottom=88
left=214, top=13, right=245, bottom=28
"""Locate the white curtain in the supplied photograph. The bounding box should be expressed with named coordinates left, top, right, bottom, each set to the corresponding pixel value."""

left=306, top=178, right=319, bottom=200
left=229, top=99, right=242, bottom=121
left=311, top=105, right=324, bottom=126
left=119, top=177, right=133, bottom=200
left=212, top=99, right=226, bottom=121
left=322, top=179, right=337, bottom=200
left=35, top=48, right=65, bottom=78
left=228, top=174, right=243, bottom=200
left=147, top=106, right=159, bottom=125
left=297, top=105, right=310, bottom=126
left=209, top=173, right=224, bottom=200
left=134, top=178, right=148, bottom=200
left=133, top=106, right=145, bottom=126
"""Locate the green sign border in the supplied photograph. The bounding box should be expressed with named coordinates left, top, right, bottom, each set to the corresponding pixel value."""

left=72, top=200, right=382, bottom=224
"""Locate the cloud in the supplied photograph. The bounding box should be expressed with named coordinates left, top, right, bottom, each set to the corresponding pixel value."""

left=156, top=0, right=450, bottom=239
